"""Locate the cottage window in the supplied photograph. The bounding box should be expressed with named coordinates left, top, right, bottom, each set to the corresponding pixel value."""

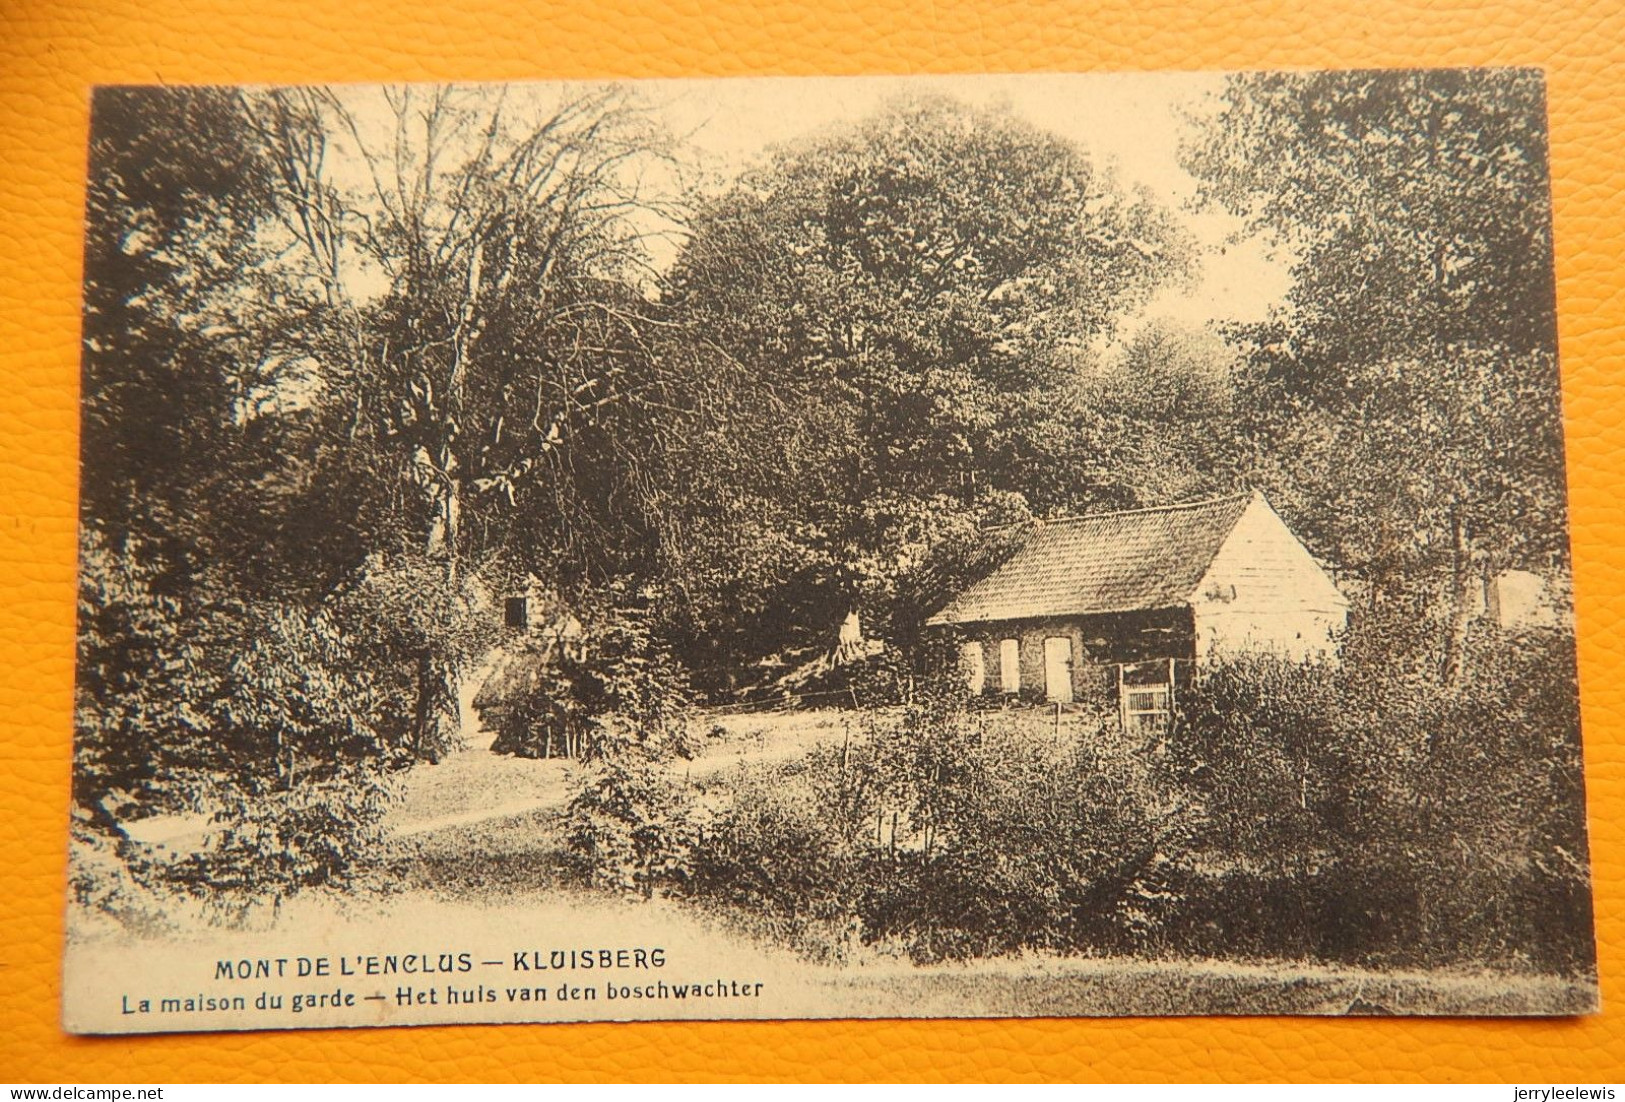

left=999, top=638, right=1020, bottom=693
left=504, top=596, right=529, bottom=630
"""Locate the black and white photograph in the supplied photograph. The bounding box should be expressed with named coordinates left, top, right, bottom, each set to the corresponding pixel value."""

left=65, top=68, right=1596, bottom=1033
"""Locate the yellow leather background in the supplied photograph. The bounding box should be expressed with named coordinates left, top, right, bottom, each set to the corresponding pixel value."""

left=2, top=0, right=1621, bottom=1082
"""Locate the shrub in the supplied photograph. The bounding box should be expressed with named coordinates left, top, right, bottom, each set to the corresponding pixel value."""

left=1167, top=654, right=1344, bottom=859
left=337, top=554, right=496, bottom=763
left=73, top=534, right=420, bottom=920
left=1170, top=627, right=1593, bottom=975
left=690, top=620, right=1593, bottom=976
left=688, top=750, right=876, bottom=961
left=153, top=765, right=398, bottom=923
left=484, top=639, right=583, bottom=759
left=856, top=687, right=1198, bottom=961
left=564, top=601, right=702, bottom=896
left=567, top=715, right=702, bottom=897
left=690, top=673, right=1201, bottom=963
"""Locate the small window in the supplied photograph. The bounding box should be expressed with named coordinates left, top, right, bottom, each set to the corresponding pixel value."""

left=999, top=638, right=1020, bottom=693
left=504, top=596, right=529, bottom=630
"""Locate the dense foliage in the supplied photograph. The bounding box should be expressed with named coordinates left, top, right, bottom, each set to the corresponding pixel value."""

left=684, top=680, right=1186, bottom=962
left=683, top=615, right=1592, bottom=975
left=560, top=603, right=700, bottom=896
left=656, top=96, right=1195, bottom=675
left=72, top=535, right=433, bottom=914
left=1164, top=615, right=1590, bottom=973
left=75, top=84, right=656, bottom=911
left=74, top=73, right=1589, bottom=985
left=1181, top=68, right=1569, bottom=688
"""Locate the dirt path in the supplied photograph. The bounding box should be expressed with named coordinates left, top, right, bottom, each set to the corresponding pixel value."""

left=386, top=732, right=573, bottom=837
left=387, top=674, right=853, bottom=840
left=386, top=652, right=570, bottom=836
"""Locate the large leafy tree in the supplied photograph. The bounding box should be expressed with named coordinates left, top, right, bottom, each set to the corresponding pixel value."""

left=1185, top=69, right=1569, bottom=685
left=1082, top=317, right=1253, bottom=505
left=1190, top=69, right=1557, bottom=374
left=659, top=95, right=1193, bottom=670
left=80, top=88, right=290, bottom=582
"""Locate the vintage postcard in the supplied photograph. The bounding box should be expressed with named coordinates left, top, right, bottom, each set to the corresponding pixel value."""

left=64, top=68, right=1596, bottom=1034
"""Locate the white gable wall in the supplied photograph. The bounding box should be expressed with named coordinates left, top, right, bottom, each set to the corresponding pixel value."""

left=1189, top=494, right=1348, bottom=663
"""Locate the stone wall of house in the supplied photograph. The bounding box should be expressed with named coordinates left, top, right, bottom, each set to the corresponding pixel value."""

left=955, top=607, right=1193, bottom=704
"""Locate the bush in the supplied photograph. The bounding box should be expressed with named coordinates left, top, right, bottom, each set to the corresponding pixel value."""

left=688, top=744, right=881, bottom=962
left=73, top=534, right=424, bottom=920
left=1167, top=654, right=1344, bottom=859
left=689, top=674, right=1200, bottom=962
left=564, top=600, right=702, bottom=896
left=484, top=639, right=584, bottom=759
left=689, top=620, right=1593, bottom=976
left=152, top=765, right=398, bottom=923
left=1170, top=626, right=1593, bottom=975
left=337, top=554, right=496, bottom=763
left=567, top=715, right=701, bottom=897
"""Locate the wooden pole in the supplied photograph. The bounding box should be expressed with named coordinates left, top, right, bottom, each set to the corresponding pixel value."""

left=1168, top=655, right=1178, bottom=731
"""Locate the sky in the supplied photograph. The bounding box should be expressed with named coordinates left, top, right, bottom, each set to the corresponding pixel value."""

left=319, top=74, right=1295, bottom=342
left=640, top=71, right=1295, bottom=335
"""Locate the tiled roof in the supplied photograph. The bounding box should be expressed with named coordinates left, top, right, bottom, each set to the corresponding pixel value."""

left=926, top=493, right=1255, bottom=625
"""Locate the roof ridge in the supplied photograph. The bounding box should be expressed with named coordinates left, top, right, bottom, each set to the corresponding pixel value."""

left=1038, top=489, right=1255, bottom=527
left=972, top=490, right=1256, bottom=537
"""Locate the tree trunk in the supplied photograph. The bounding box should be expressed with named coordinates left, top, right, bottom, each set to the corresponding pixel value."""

left=426, top=238, right=483, bottom=571
left=831, top=606, right=866, bottom=666
left=417, top=241, right=484, bottom=752
left=412, top=648, right=434, bottom=759
left=425, top=470, right=461, bottom=574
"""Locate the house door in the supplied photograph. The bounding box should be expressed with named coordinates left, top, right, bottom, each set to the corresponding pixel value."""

left=1043, top=636, right=1074, bottom=703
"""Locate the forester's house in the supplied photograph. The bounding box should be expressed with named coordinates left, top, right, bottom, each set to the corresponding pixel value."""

left=925, top=491, right=1348, bottom=731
